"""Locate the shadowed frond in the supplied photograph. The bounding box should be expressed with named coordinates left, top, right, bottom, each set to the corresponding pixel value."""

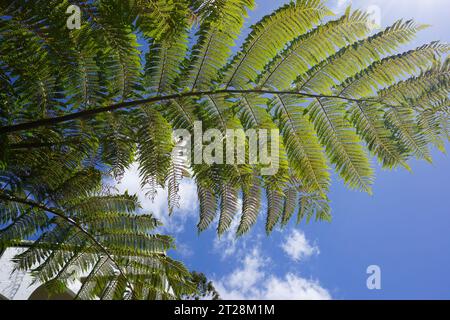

left=0, top=167, right=195, bottom=300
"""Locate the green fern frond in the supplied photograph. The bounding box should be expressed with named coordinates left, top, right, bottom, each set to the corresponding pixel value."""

left=348, top=101, right=410, bottom=169
left=223, top=0, right=332, bottom=89
left=298, top=192, right=331, bottom=224
left=1, top=0, right=449, bottom=252
left=145, top=33, right=188, bottom=95
left=338, top=42, right=449, bottom=98
left=265, top=188, right=284, bottom=234
left=259, top=8, right=371, bottom=90
left=0, top=172, right=194, bottom=300
left=270, top=94, right=330, bottom=194
left=308, top=98, right=374, bottom=193
left=196, top=184, right=218, bottom=233
left=182, top=0, right=254, bottom=91
left=136, top=108, right=173, bottom=200
left=237, top=174, right=261, bottom=236
left=217, top=182, right=240, bottom=235
left=281, top=186, right=299, bottom=227
left=384, top=105, right=432, bottom=162
left=297, top=19, right=428, bottom=94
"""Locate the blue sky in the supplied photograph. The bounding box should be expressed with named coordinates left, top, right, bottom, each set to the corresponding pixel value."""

left=116, top=0, right=450, bottom=300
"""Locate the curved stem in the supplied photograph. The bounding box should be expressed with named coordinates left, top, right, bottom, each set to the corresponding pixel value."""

left=0, top=193, right=136, bottom=297
left=0, top=90, right=378, bottom=135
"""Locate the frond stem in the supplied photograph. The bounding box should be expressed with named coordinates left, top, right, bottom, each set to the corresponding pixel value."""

left=0, top=193, right=136, bottom=297
left=0, top=90, right=379, bottom=134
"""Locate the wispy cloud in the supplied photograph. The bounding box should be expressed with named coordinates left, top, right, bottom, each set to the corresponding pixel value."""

left=214, top=247, right=331, bottom=300
left=213, top=209, right=241, bottom=259
left=226, top=248, right=266, bottom=294
left=175, top=243, right=194, bottom=258
left=281, top=229, right=319, bottom=262
left=263, top=273, right=331, bottom=300
left=330, top=0, right=352, bottom=13
left=114, top=163, right=198, bottom=233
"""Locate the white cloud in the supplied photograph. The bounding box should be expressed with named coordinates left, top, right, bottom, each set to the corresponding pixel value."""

left=281, top=230, right=319, bottom=262
left=214, top=247, right=330, bottom=300
left=331, top=0, right=352, bottom=13
left=176, top=243, right=194, bottom=258
left=227, top=248, right=266, bottom=292
left=114, top=163, right=198, bottom=233
left=211, top=201, right=265, bottom=261
left=213, top=212, right=240, bottom=259
left=263, top=274, right=331, bottom=300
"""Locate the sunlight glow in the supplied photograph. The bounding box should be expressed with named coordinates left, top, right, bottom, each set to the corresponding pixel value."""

left=333, top=0, right=449, bottom=14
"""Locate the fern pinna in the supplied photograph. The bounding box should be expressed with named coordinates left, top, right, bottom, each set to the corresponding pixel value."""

left=0, top=0, right=449, bottom=299
left=0, top=144, right=195, bottom=299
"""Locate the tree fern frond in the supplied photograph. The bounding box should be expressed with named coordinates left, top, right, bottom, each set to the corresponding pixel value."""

left=384, top=105, right=432, bottom=162
left=182, top=0, right=254, bottom=91
left=83, top=213, right=161, bottom=234
left=75, top=255, right=111, bottom=300
left=135, top=0, right=191, bottom=41
left=259, top=7, right=372, bottom=90
left=418, top=107, right=447, bottom=153
left=1, top=0, right=449, bottom=245
left=51, top=168, right=102, bottom=203
left=297, top=19, right=428, bottom=94
left=379, top=58, right=450, bottom=106
left=145, top=33, right=188, bottom=95
left=308, top=98, right=374, bottom=193
left=166, top=150, right=188, bottom=215
left=162, top=97, right=197, bottom=130
left=0, top=186, right=194, bottom=300
left=69, top=193, right=140, bottom=217
left=137, top=108, right=173, bottom=200
left=281, top=186, right=298, bottom=227
left=217, top=182, right=239, bottom=236
left=237, top=174, right=261, bottom=236
left=223, top=0, right=332, bottom=89
left=298, top=192, right=331, bottom=224
left=81, top=0, right=142, bottom=100
left=66, top=41, right=105, bottom=108
left=0, top=208, right=49, bottom=245
left=270, top=94, right=330, bottom=194
left=265, top=188, right=284, bottom=234
left=234, top=94, right=273, bottom=129
left=338, top=42, right=449, bottom=98
left=196, top=184, right=218, bottom=233
left=348, top=101, right=410, bottom=169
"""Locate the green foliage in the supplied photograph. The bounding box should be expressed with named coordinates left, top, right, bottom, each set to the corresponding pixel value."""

left=184, top=271, right=221, bottom=300
left=1, top=1, right=449, bottom=298
left=0, top=141, right=195, bottom=299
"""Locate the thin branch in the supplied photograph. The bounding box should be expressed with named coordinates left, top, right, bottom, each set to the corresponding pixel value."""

left=0, top=193, right=136, bottom=297
left=0, top=90, right=379, bottom=135
left=9, top=138, right=82, bottom=150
